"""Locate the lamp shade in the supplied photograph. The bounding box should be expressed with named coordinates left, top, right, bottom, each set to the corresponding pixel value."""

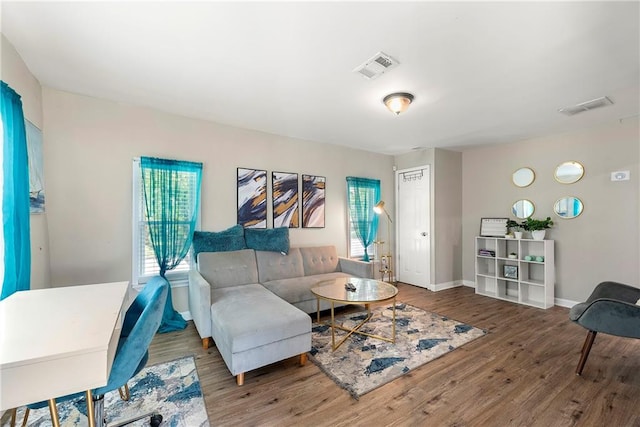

left=374, top=201, right=385, bottom=214
left=383, top=92, right=414, bottom=115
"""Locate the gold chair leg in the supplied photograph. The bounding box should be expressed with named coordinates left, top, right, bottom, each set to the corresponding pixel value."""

left=236, top=372, right=244, bottom=386
left=20, top=408, right=30, bottom=427
left=47, top=399, right=61, bottom=427
left=8, top=408, right=16, bottom=427
left=119, top=383, right=131, bottom=401
left=300, top=352, right=307, bottom=366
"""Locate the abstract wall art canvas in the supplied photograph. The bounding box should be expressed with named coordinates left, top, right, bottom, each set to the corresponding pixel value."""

left=302, top=174, right=325, bottom=228
left=26, top=120, right=45, bottom=213
left=272, top=171, right=299, bottom=228
left=237, top=167, right=267, bottom=228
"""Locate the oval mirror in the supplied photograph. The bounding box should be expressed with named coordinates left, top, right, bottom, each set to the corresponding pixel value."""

left=511, top=199, right=535, bottom=219
left=554, top=161, right=584, bottom=184
left=554, top=196, right=584, bottom=219
left=512, top=167, right=535, bottom=187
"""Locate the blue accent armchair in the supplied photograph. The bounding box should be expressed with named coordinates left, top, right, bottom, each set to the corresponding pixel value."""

left=20, top=277, right=169, bottom=426
left=569, top=281, right=640, bottom=375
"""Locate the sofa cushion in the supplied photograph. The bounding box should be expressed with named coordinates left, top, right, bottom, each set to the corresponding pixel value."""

left=262, top=272, right=352, bottom=305
left=192, top=225, right=246, bottom=258
left=245, top=227, right=290, bottom=254
left=197, top=249, right=258, bottom=288
left=300, top=246, right=340, bottom=276
left=211, top=284, right=310, bottom=353
left=256, top=248, right=304, bottom=283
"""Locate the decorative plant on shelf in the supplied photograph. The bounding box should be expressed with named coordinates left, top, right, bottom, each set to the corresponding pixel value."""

left=521, top=217, right=554, bottom=240
left=521, top=217, right=554, bottom=231
left=507, top=219, right=523, bottom=232
left=507, top=219, right=524, bottom=239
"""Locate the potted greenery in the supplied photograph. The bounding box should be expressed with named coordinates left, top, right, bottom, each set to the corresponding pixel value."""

left=507, top=219, right=524, bottom=239
left=521, top=217, right=554, bottom=240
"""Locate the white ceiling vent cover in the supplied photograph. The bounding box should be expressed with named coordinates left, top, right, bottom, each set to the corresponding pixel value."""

left=559, top=96, right=614, bottom=116
left=353, top=52, right=399, bottom=80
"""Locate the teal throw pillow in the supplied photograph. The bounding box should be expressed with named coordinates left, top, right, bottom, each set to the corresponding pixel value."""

left=245, top=227, right=290, bottom=254
left=192, top=225, right=246, bottom=258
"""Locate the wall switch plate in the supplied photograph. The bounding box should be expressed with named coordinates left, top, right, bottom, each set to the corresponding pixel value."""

left=611, top=170, right=630, bottom=181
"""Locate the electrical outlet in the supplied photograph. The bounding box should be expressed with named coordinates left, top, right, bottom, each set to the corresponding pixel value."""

left=611, top=171, right=630, bottom=181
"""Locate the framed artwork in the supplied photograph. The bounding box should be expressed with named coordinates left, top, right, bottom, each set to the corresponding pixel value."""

left=237, top=167, right=267, bottom=229
left=26, top=120, right=45, bottom=213
left=272, top=171, right=299, bottom=228
left=480, top=218, right=508, bottom=237
left=504, top=265, right=518, bottom=279
left=302, top=174, right=325, bottom=228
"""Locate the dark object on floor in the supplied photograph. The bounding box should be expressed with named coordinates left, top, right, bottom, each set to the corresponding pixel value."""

left=150, top=414, right=163, bottom=426
left=569, top=281, right=640, bottom=375
left=109, top=412, right=163, bottom=427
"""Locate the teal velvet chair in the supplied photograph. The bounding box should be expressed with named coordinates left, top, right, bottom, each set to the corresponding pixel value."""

left=569, top=281, right=640, bottom=375
left=20, top=276, right=169, bottom=426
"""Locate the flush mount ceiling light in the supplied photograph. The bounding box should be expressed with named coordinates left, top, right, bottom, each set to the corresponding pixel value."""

left=383, top=92, right=414, bottom=115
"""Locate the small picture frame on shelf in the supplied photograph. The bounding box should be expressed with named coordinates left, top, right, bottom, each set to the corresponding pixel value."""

left=504, top=265, right=518, bottom=279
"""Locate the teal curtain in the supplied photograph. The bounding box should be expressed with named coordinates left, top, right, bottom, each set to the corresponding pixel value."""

left=140, top=156, right=202, bottom=333
left=346, top=177, right=380, bottom=262
left=1, top=82, right=31, bottom=300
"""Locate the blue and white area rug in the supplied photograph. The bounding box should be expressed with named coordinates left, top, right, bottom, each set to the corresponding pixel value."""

left=12, top=356, right=209, bottom=427
left=309, top=303, right=486, bottom=399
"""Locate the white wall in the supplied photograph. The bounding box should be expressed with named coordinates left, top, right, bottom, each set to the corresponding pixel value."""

left=433, top=148, right=462, bottom=286
left=1, top=34, right=51, bottom=290
left=462, top=119, right=640, bottom=303
left=41, top=88, right=394, bottom=310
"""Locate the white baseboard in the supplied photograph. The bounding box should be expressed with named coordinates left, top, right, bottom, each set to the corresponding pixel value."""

left=462, top=280, right=476, bottom=288
left=464, top=280, right=578, bottom=308
left=554, top=298, right=578, bottom=308
left=180, top=310, right=192, bottom=321
left=428, top=281, right=463, bottom=292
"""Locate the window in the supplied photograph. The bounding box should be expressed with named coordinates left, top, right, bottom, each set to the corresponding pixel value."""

left=346, top=177, right=380, bottom=260
left=348, top=218, right=374, bottom=259
left=131, top=158, right=200, bottom=285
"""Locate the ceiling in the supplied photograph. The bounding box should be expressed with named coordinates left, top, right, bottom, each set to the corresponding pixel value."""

left=2, top=2, right=639, bottom=155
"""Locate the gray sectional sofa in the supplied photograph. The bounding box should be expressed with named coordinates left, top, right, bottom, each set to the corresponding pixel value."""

left=188, top=245, right=375, bottom=385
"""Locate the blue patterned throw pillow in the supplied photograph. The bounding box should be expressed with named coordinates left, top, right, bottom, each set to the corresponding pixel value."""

left=245, top=227, right=290, bottom=254
left=192, top=225, right=246, bottom=258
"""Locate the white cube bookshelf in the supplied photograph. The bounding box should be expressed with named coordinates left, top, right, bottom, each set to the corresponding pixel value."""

left=475, top=236, right=555, bottom=309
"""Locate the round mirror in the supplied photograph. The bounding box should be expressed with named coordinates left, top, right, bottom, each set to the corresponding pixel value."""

left=511, top=199, right=535, bottom=219
left=554, top=196, right=584, bottom=219
left=554, top=161, right=584, bottom=184
left=512, top=167, right=535, bottom=187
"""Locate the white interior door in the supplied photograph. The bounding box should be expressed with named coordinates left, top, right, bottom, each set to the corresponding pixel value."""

left=396, top=166, right=430, bottom=288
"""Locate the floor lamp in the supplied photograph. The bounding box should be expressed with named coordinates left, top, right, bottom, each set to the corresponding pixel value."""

left=374, top=201, right=394, bottom=283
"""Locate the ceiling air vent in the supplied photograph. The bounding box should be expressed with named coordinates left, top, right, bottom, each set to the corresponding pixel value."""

left=558, top=96, right=613, bottom=116
left=353, top=51, right=399, bottom=80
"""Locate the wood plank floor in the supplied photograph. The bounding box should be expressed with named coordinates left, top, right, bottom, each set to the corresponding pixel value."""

left=147, top=284, right=640, bottom=427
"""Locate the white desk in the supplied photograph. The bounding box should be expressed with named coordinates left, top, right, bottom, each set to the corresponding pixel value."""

left=0, top=282, right=128, bottom=414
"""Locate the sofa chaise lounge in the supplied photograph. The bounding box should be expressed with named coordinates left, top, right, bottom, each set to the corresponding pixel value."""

left=188, top=245, right=375, bottom=385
